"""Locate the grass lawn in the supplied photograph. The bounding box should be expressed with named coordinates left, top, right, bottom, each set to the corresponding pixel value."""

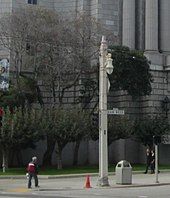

left=0, top=164, right=170, bottom=175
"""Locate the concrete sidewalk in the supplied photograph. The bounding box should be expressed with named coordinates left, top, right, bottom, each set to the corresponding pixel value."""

left=41, top=172, right=170, bottom=189
left=1, top=171, right=170, bottom=192
left=0, top=173, right=170, bottom=198
left=111, top=172, right=170, bottom=188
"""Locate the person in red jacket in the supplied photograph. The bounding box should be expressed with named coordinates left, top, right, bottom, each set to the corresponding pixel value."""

left=27, top=156, right=39, bottom=188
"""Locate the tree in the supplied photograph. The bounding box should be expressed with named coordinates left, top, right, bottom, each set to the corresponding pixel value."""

left=132, top=115, right=170, bottom=148
left=37, top=11, right=113, bottom=107
left=41, top=107, right=91, bottom=168
left=2, top=7, right=152, bottom=165
left=81, top=46, right=153, bottom=149
left=90, top=114, right=133, bottom=144
left=0, top=7, right=112, bottom=107
left=0, top=107, right=43, bottom=169
left=41, top=107, right=73, bottom=167
left=0, top=7, right=45, bottom=107
left=109, top=46, right=153, bottom=98
left=108, top=116, right=134, bottom=145
left=77, top=77, right=98, bottom=110
left=0, top=75, right=43, bottom=109
left=0, top=6, right=59, bottom=79
left=54, top=108, right=74, bottom=169
left=69, top=108, right=91, bottom=166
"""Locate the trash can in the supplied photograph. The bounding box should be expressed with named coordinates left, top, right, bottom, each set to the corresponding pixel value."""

left=115, top=160, right=132, bottom=184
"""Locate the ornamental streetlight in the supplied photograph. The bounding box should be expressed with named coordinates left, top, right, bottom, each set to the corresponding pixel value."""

left=98, top=36, right=113, bottom=186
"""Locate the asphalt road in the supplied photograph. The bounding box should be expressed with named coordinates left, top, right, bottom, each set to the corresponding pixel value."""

left=0, top=185, right=170, bottom=198
left=0, top=173, right=170, bottom=197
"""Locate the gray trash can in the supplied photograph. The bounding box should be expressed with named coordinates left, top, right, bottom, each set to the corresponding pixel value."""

left=115, top=160, right=132, bottom=184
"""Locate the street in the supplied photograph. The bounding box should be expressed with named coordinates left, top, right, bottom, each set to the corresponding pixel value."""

left=0, top=173, right=170, bottom=197
left=1, top=185, right=170, bottom=198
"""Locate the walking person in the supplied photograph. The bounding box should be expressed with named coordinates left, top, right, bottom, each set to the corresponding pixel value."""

left=144, top=148, right=151, bottom=174
left=150, top=150, right=155, bottom=174
left=27, top=156, right=39, bottom=188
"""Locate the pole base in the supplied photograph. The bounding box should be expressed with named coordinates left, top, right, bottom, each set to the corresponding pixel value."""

left=97, top=176, right=109, bottom=187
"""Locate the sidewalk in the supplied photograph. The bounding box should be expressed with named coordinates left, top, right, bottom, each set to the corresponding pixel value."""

left=111, top=171, right=170, bottom=188
left=1, top=171, right=170, bottom=191
left=37, top=172, right=170, bottom=191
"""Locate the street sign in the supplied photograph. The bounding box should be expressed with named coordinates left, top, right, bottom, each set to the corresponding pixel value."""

left=107, top=108, right=124, bottom=115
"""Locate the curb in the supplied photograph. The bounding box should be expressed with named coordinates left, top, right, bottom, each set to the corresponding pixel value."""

left=34, top=182, right=170, bottom=191
left=111, top=182, right=170, bottom=188
left=0, top=170, right=170, bottom=180
left=0, top=173, right=98, bottom=180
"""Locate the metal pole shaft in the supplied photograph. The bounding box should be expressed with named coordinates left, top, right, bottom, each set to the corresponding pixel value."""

left=98, top=36, right=109, bottom=186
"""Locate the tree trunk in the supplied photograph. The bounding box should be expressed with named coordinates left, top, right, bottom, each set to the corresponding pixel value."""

left=2, top=153, right=5, bottom=173
left=9, top=149, right=14, bottom=167
left=73, top=141, right=80, bottom=166
left=16, top=149, right=23, bottom=167
left=2, top=148, right=8, bottom=172
left=56, top=143, right=63, bottom=169
left=57, top=153, right=62, bottom=170
left=42, top=137, right=56, bottom=166
left=85, top=140, right=89, bottom=165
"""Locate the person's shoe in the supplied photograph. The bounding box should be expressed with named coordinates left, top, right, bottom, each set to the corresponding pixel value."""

left=28, top=187, right=31, bottom=189
left=35, top=185, right=40, bottom=188
left=144, top=172, right=147, bottom=174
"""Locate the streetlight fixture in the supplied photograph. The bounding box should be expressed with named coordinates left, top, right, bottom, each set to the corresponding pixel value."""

left=98, top=36, right=113, bottom=186
left=106, top=53, right=113, bottom=74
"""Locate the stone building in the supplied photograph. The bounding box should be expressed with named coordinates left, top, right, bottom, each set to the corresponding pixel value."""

left=119, top=0, right=170, bottom=165
left=1, top=0, right=170, bottom=165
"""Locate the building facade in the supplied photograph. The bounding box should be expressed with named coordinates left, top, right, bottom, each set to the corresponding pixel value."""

left=1, top=0, right=170, bottom=165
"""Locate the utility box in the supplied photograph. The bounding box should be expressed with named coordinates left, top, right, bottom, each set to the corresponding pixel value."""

left=115, top=160, right=132, bottom=185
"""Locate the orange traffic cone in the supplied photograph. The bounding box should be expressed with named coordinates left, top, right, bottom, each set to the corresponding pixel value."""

left=84, top=175, right=92, bottom=188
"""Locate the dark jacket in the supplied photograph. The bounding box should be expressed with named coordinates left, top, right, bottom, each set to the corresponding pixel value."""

left=146, top=152, right=152, bottom=165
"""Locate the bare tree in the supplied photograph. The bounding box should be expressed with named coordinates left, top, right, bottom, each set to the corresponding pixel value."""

left=0, top=7, right=116, bottom=166
left=0, top=6, right=56, bottom=106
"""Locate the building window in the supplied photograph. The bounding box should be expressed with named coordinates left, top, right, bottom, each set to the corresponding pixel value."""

left=28, top=0, right=37, bottom=4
